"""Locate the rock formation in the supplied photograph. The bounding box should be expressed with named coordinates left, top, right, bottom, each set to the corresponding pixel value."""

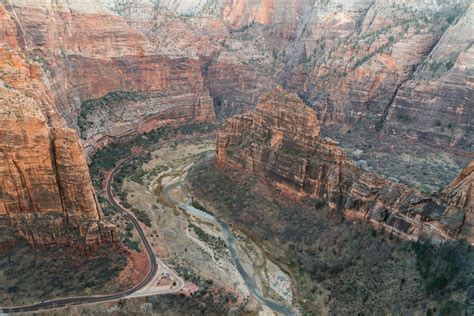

left=7, top=0, right=215, bottom=147
left=0, top=86, right=118, bottom=252
left=0, top=1, right=118, bottom=251
left=115, top=0, right=472, bottom=187
left=217, top=88, right=473, bottom=244
left=442, top=162, right=473, bottom=241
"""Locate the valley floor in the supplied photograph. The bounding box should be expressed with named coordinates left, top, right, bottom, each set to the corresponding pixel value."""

left=187, top=156, right=474, bottom=315
left=3, top=132, right=472, bottom=315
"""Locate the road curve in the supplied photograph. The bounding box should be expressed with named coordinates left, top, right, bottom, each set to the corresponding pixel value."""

left=1, top=148, right=181, bottom=314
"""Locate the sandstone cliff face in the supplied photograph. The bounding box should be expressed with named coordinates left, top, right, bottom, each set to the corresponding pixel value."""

left=152, top=1, right=471, bottom=149
left=116, top=1, right=472, bottom=187
left=383, top=3, right=474, bottom=151
left=217, top=89, right=473, bottom=243
left=0, top=87, right=117, bottom=251
left=442, top=162, right=473, bottom=241
left=5, top=0, right=216, bottom=137
left=0, top=2, right=117, bottom=251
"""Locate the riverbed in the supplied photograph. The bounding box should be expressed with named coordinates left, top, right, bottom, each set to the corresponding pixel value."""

left=121, top=139, right=297, bottom=315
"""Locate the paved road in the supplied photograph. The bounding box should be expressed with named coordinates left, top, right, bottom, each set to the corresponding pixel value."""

left=1, top=149, right=183, bottom=314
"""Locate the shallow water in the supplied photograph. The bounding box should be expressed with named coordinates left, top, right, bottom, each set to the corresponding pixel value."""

left=170, top=190, right=296, bottom=315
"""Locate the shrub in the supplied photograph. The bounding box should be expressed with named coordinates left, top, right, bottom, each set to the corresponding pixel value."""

left=123, top=238, right=141, bottom=252
left=315, top=198, right=326, bottom=210
left=411, top=241, right=467, bottom=294
left=132, top=208, right=152, bottom=227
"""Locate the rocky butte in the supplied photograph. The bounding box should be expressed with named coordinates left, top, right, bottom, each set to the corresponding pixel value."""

left=217, top=88, right=473, bottom=244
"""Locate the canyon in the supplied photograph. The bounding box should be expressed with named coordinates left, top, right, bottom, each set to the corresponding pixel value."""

left=109, top=0, right=474, bottom=190
left=217, top=88, right=473, bottom=244
left=0, top=0, right=472, bottom=313
left=1, top=0, right=472, bottom=250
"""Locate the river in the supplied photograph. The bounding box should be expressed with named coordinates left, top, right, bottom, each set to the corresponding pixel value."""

left=164, top=181, right=296, bottom=315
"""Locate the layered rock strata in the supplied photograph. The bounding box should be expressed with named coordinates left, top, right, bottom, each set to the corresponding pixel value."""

left=217, top=88, right=473, bottom=243
left=124, top=0, right=473, bottom=159
left=5, top=0, right=216, bottom=130
left=0, top=2, right=117, bottom=251
left=0, top=87, right=118, bottom=252
left=442, top=162, right=473, bottom=241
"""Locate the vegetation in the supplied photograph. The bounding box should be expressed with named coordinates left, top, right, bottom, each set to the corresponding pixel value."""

left=445, top=6, right=465, bottom=25
left=353, top=43, right=391, bottom=69
left=397, top=113, right=415, bottom=123
left=280, top=145, right=304, bottom=156
left=191, top=199, right=208, bottom=212
left=187, top=157, right=474, bottom=315
left=132, top=208, right=152, bottom=227
left=78, top=91, right=145, bottom=136
left=0, top=242, right=128, bottom=305
left=189, top=223, right=211, bottom=243
left=315, top=198, right=326, bottom=210
left=123, top=238, right=141, bottom=252
left=412, top=241, right=472, bottom=295
left=187, top=223, right=228, bottom=260
left=89, top=122, right=214, bottom=190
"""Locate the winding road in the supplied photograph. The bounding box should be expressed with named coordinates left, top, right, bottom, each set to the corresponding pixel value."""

left=0, top=149, right=184, bottom=314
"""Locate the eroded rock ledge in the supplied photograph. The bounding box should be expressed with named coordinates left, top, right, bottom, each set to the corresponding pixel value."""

left=217, top=88, right=473, bottom=244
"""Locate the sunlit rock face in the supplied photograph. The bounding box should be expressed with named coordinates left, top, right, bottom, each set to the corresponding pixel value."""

left=217, top=88, right=473, bottom=244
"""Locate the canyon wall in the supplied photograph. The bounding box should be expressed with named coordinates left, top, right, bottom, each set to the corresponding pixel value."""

left=113, top=0, right=472, bottom=188
left=0, top=1, right=117, bottom=251
left=383, top=3, right=473, bottom=151
left=135, top=1, right=473, bottom=185
left=1, top=0, right=218, bottom=250
left=4, top=0, right=216, bottom=154
left=217, top=88, right=473, bottom=244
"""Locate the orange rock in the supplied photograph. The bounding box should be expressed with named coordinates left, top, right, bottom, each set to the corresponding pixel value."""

left=217, top=89, right=473, bottom=244
left=0, top=2, right=116, bottom=251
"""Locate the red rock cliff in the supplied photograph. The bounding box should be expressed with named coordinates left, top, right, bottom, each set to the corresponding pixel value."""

left=0, top=2, right=117, bottom=251
left=4, top=0, right=216, bottom=141
left=217, top=88, right=473, bottom=244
